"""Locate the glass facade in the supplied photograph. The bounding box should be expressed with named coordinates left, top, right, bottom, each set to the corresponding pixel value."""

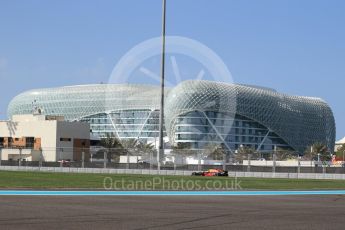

left=80, top=110, right=164, bottom=140
left=172, top=111, right=291, bottom=151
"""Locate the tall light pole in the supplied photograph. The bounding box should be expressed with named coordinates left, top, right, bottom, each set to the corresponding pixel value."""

left=158, top=0, right=167, bottom=171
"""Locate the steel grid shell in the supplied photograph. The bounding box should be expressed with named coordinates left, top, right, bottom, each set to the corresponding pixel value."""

left=7, top=84, right=162, bottom=121
left=7, top=81, right=335, bottom=152
left=165, top=80, right=335, bottom=152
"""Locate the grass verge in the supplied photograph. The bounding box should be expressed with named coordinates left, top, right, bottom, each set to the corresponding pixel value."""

left=1, top=171, right=345, bottom=190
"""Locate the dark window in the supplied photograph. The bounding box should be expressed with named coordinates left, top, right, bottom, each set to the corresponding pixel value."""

left=60, top=138, right=71, bottom=142
left=25, top=137, right=35, bottom=148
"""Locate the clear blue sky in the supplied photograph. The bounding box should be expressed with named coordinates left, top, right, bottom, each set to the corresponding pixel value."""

left=0, top=0, right=344, bottom=139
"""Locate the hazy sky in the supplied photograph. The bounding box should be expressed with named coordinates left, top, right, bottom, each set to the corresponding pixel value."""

left=0, top=0, right=344, bottom=139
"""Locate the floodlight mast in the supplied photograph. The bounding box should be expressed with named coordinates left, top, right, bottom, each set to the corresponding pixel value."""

left=158, top=0, right=167, bottom=171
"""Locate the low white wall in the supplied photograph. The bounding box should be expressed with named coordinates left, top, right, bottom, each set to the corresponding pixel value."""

left=119, top=156, right=142, bottom=164
left=243, top=160, right=316, bottom=167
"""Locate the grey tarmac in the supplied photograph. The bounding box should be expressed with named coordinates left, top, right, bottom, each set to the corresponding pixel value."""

left=0, top=195, right=344, bottom=230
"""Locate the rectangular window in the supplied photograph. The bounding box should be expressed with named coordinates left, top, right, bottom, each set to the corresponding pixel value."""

left=25, top=137, right=35, bottom=148
left=60, top=138, right=72, bottom=142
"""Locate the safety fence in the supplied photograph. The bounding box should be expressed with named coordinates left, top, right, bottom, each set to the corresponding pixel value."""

left=1, top=165, right=345, bottom=180
left=0, top=146, right=343, bottom=175
left=1, top=160, right=345, bottom=173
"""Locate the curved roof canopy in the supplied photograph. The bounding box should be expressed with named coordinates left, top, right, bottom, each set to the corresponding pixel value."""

left=165, top=80, right=335, bottom=152
left=8, top=84, right=163, bottom=121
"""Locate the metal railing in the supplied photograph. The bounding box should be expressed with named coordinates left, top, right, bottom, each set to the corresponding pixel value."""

left=0, top=147, right=342, bottom=174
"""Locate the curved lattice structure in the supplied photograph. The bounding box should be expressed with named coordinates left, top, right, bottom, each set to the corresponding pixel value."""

left=165, top=80, right=335, bottom=153
left=7, top=84, right=165, bottom=139
left=7, top=81, right=335, bottom=152
left=7, top=84, right=162, bottom=121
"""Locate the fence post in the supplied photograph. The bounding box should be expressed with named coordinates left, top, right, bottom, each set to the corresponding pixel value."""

left=222, top=153, right=226, bottom=171
left=247, top=154, right=251, bottom=172
left=126, top=151, right=129, bottom=170
left=82, top=151, right=85, bottom=168
left=39, top=149, right=43, bottom=168
left=197, top=151, right=201, bottom=171
left=298, top=157, right=301, bottom=174
left=272, top=152, right=276, bottom=174
left=104, top=151, right=107, bottom=169
left=149, top=151, right=153, bottom=171
left=19, top=148, right=22, bottom=167
left=60, top=148, right=63, bottom=168
left=0, top=148, right=2, bottom=167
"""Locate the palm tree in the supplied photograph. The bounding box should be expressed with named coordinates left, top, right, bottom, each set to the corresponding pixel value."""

left=136, top=141, right=156, bottom=166
left=100, top=133, right=123, bottom=163
left=235, top=146, right=255, bottom=162
left=120, top=139, right=156, bottom=164
left=303, top=142, right=330, bottom=161
left=136, top=141, right=155, bottom=156
left=172, top=142, right=194, bottom=165
left=203, top=143, right=225, bottom=161
left=275, top=149, right=297, bottom=161
left=120, top=139, right=139, bottom=150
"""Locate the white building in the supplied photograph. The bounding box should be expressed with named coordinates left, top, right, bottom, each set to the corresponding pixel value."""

left=0, top=114, right=90, bottom=162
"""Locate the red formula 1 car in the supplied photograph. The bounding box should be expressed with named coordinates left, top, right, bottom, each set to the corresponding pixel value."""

left=192, top=169, right=229, bottom=177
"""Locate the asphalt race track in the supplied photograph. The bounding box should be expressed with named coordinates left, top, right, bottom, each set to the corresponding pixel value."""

left=0, top=195, right=344, bottom=230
